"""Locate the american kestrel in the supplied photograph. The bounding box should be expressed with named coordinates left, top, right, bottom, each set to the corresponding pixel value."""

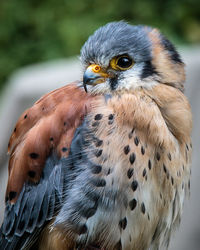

left=0, top=21, right=192, bottom=250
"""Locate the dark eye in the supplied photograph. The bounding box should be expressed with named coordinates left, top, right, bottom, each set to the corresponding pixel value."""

left=116, top=56, right=133, bottom=69
left=110, top=55, right=134, bottom=71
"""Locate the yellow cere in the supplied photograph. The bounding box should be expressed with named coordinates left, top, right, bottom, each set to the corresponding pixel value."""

left=88, top=64, right=109, bottom=78
left=91, top=64, right=101, bottom=73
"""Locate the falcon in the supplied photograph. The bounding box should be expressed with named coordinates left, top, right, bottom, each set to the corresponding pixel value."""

left=0, top=21, right=192, bottom=250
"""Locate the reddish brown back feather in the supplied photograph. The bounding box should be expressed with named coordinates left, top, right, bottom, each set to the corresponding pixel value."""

left=6, top=83, right=93, bottom=203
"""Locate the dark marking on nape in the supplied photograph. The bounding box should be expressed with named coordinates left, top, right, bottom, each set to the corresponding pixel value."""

left=156, top=152, right=160, bottom=161
left=127, top=168, right=134, bottom=179
left=128, top=128, right=135, bottom=139
left=107, top=168, right=111, bottom=175
left=91, top=178, right=106, bottom=187
left=163, top=164, right=167, bottom=174
left=141, top=202, right=146, bottom=214
left=108, top=114, right=114, bottom=120
left=124, top=145, right=130, bottom=155
left=141, top=61, right=158, bottom=79
left=94, top=114, right=103, bottom=120
left=129, top=198, right=137, bottom=210
left=119, top=217, right=127, bottom=230
left=92, top=121, right=100, bottom=127
left=94, top=149, right=103, bottom=157
left=171, top=176, right=174, bottom=185
left=95, top=139, right=103, bottom=147
left=160, top=34, right=183, bottom=64
left=62, top=147, right=68, bottom=152
left=91, top=165, right=102, bottom=174
left=134, top=136, right=139, bottom=146
left=109, top=77, right=118, bottom=90
left=131, top=180, right=138, bottom=191
left=148, top=160, right=152, bottom=170
left=188, top=180, right=190, bottom=189
left=142, top=168, right=146, bottom=177
left=185, top=149, right=188, bottom=162
left=9, top=191, right=17, bottom=201
left=168, top=153, right=172, bottom=161
left=141, top=146, right=145, bottom=155
left=28, top=170, right=36, bottom=178
left=129, top=153, right=136, bottom=164
left=79, top=202, right=98, bottom=219
left=29, top=152, right=39, bottom=159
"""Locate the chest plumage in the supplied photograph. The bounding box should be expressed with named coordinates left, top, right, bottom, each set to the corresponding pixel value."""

left=43, top=85, right=191, bottom=250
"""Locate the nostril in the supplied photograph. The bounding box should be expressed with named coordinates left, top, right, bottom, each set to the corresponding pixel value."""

left=93, top=65, right=101, bottom=73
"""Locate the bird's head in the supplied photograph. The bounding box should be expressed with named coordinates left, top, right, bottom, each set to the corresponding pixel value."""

left=80, top=21, right=185, bottom=94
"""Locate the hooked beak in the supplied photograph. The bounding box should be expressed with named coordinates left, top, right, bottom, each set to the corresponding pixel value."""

left=83, top=64, right=109, bottom=92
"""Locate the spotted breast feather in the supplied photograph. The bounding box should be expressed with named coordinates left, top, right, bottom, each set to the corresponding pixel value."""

left=0, top=81, right=192, bottom=250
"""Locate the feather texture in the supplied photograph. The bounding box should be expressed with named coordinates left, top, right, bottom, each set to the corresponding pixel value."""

left=1, top=83, right=192, bottom=250
left=6, top=83, right=93, bottom=203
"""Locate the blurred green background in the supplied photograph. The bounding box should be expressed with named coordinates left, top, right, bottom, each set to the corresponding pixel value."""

left=0, top=0, right=200, bottom=92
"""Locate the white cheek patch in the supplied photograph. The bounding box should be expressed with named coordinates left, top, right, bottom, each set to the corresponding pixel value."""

left=117, top=62, right=159, bottom=91
left=85, top=62, right=159, bottom=94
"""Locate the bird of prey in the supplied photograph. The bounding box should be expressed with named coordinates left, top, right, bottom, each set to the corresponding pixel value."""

left=0, top=21, right=192, bottom=250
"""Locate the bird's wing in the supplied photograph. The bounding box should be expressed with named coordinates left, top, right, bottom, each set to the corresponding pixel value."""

left=0, top=83, right=192, bottom=250
left=0, top=82, right=95, bottom=249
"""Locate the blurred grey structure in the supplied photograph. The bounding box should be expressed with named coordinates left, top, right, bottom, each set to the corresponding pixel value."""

left=0, top=50, right=199, bottom=249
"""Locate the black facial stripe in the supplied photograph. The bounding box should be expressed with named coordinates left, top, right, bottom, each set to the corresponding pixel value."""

left=160, top=34, right=183, bottom=64
left=141, top=61, right=158, bottom=79
left=109, top=77, right=118, bottom=91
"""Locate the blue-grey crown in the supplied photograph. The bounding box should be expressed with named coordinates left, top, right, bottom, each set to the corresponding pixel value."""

left=80, top=21, right=153, bottom=67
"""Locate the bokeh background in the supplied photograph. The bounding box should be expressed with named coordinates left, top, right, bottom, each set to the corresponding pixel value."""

left=0, top=0, right=200, bottom=249
left=0, top=0, right=200, bottom=92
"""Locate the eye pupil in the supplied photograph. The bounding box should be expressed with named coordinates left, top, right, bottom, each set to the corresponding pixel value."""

left=117, top=56, right=132, bottom=68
